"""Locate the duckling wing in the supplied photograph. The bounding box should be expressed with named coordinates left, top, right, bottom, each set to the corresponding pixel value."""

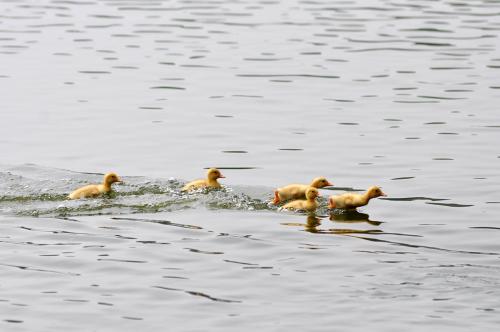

left=69, top=184, right=101, bottom=199
left=278, top=184, right=308, bottom=200
left=182, top=179, right=206, bottom=191
left=342, top=195, right=360, bottom=209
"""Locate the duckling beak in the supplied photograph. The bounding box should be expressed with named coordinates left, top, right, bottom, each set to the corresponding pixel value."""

left=218, top=174, right=226, bottom=179
left=380, top=191, right=387, bottom=197
left=325, top=181, right=333, bottom=186
left=116, top=177, right=123, bottom=183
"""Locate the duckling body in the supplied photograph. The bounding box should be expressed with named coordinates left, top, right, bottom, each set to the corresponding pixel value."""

left=328, top=186, right=386, bottom=210
left=273, top=177, right=332, bottom=204
left=182, top=168, right=225, bottom=191
left=69, top=173, right=121, bottom=200
left=282, top=187, right=320, bottom=212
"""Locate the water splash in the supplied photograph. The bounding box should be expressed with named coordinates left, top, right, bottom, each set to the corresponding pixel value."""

left=0, top=164, right=274, bottom=217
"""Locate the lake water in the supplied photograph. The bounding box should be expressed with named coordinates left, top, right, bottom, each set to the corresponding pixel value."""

left=1, top=0, right=500, bottom=330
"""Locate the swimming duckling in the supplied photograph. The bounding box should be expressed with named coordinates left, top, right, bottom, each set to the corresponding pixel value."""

left=182, top=168, right=225, bottom=191
left=328, top=186, right=386, bottom=210
left=273, top=177, right=332, bottom=204
left=282, top=187, right=320, bottom=212
left=68, top=173, right=122, bottom=200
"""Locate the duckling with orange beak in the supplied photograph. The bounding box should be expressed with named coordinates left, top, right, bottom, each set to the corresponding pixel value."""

left=273, top=177, right=333, bottom=204
left=328, top=186, right=386, bottom=210
left=282, top=187, right=320, bottom=212
left=68, top=172, right=122, bottom=199
left=182, top=168, right=225, bottom=191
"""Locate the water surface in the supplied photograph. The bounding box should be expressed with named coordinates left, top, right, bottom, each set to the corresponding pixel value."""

left=1, top=0, right=500, bottom=330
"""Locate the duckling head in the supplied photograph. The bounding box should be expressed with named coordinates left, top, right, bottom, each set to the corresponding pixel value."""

left=367, top=186, right=386, bottom=198
left=310, top=177, right=333, bottom=188
left=207, top=168, right=225, bottom=180
left=306, top=187, right=320, bottom=200
left=104, top=172, right=122, bottom=185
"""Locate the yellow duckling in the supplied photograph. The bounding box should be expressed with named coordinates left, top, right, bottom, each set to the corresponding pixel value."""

left=68, top=173, right=122, bottom=200
left=282, top=187, right=320, bottom=212
left=273, top=177, right=332, bottom=204
left=328, top=186, right=386, bottom=210
left=182, top=168, right=225, bottom=191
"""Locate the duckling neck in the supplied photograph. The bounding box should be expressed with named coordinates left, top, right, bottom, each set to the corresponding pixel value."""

left=361, top=192, right=371, bottom=205
left=307, top=198, right=318, bottom=209
left=207, top=178, right=219, bottom=186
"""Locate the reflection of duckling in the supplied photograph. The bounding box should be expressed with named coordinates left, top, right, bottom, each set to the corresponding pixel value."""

left=329, top=211, right=382, bottom=226
left=282, top=187, right=320, bottom=212
left=273, top=177, right=332, bottom=204
left=328, top=186, right=386, bottom=210
left=305, top=214, right=321, bottom=233
left=182, top=168, right=225, bottom=191
left=69, top=173, right=121, bottom=199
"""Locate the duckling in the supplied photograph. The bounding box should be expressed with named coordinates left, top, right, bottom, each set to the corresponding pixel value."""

left=182, top=168, right=225, bottom=191
left=328, top=186, right=386, bottom=210
left=273, top=177, right=332, bottom=204
left=282, top=187, right=320, bottom=212
left=68, top=172, right=122, bottom=200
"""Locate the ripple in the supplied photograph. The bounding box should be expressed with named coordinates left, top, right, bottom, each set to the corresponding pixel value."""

left=150, top=86, right=185, bottom=90
left=185, top=248, right=223, bottom=255
left=426, top=202, right=474, bottom=208
left=153, top=286, right=241, bottom=303
left=0, top=262, right=80, bottom=276
left=243, top=57, right=291, bottom=61
left=351, top=236, right=498, bottom=256
left=382, top=196, right=447, bottom=202
left=111, top=217, right=203, bottom=230
left=232, top=94, right=263, bottom=98
left=97, top=258, right=147, bottom=263
left=223, top=259, right=258, bottom=266
left=418, top=95, right=466, bottom=100
left=207, top=167, right=258, bottom=170
left=394, top=100, right=439, bottom=103
left=78, top=70, right=111, bottom=74
left=430, top=67, right=474, bottom=70
left=237, top=74, right=339, bottom=79
left=349, top=47, right=427, bottom=53
left=391, top=177, right=415, bottom=180
left=470, top=227, right=500, bottom=230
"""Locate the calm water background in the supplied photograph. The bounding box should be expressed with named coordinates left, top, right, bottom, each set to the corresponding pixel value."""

left=1, top=0, right=500, bottom=330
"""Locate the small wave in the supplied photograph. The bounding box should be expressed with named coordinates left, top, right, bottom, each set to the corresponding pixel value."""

left=0, top=165, right=275, bottom=217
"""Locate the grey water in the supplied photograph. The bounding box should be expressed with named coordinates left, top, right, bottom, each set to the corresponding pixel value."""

left=1, top=0, right=500, bottom=330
